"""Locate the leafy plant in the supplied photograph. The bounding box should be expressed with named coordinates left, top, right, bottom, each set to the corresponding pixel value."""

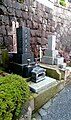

left=0, top=74, right=30, bottom=120
left=59, top=0, right=66, bottom=7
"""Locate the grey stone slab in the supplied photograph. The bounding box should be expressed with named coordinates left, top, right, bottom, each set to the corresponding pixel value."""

left=29, top=76, right=57, bottom=93
left=16, top=26, right=30, bottom=54
left=48, top=35, right=56, bottom=50
left=41, top=56, right=55, bottom=65
left=45, top=49, right=58, bottom=57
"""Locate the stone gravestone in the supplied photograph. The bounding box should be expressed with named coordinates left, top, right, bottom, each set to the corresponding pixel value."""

left=10, top=26, right=34, bottom=76
left=42, top=34, right=64, bottom=65
left=13, top=26, right=34, bottom=64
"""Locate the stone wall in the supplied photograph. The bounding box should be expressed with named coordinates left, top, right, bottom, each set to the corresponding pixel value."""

left=0, top=0, right=71, bottom=56
left=53, top=5, right=71, bottom=52
left=0, top=0, right=53, bottom=57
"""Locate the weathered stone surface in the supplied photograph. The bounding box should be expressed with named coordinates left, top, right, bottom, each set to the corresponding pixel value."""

left=36, top=30, right=41, bottom=37
left=46, top=67, right=61, bottom=80
left=0, top=0, right=71, bottom=53
left=48, top=14, right=53, bottom=20
left=36, top=37, right=41, bottom=44
left=45, top=31, right=48, bottom=38
left=15, top=10, right=22, bottom=17
left=45, top=7, right=52, bottom=13
left=0, top=6, right=7, bottom=15
left=30, top=37, right=36, bottom=44
left=41, top=31, right=46, bottom=37
left=31, top=30, right=36, bottom=37
left=33, top=21, right=38, bottom=29
left=38, top=16, right=43, bottom=23
left=27, top=20, right=32, bottom=28
left=41, top=38, right=47, bottom=45
left=1, top=25, right=6, bottom=35
left=44, top=12, right=48, bottom=19
left=3, top=16, right=9, bottom=25
left=0, top=27, right=3, bottom=35
left=4, top=35, right=13, bottom=50
left=22, top=12, right=29, bottom=20
left=4, top=0, right=12, bottom=7
left=6, top=25, right=12, bottom=35
left=0, top=36, right=3, bottom=46
left=38, top=24, right=42, bottom=30
left=42, top=24, right=46, bottom=31
left=28, top=13, right=33, bottom=21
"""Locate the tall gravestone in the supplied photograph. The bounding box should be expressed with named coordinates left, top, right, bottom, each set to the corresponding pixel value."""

left=41, top=34, right=64, bottom=65
left=13, top=26, right=34, bottom=64
left=10, top=26, right=34, bottom=76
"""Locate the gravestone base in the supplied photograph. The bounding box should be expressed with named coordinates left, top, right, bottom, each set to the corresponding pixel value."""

left=9, top=62, right=25, bottom=76
left=13, top=52, right=34, bottom=64
left=54, top=57, right=64, bottom=65
left=29, top=76, right=57, bottom=93
left=9, top=62, right=35, bottom=77
left=23, top=65, right=34, bottom=77
left=42, top=56, right=54, bottom=65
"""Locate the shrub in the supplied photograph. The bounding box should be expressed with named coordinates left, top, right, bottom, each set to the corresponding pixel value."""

left=59, top=0, right=66, bottom=7
left=0, top=74, right=30, bottom=120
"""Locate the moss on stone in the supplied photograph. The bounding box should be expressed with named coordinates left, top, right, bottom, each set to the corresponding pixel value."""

left=59, top=69, right=65, bottom=79
left=34, top=85, right=58, bottom=112
left=32, top=81, right=64, bottom=112
left=46, top=68, right=61, bottom=80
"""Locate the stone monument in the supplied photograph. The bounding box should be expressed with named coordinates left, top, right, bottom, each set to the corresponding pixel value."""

left=10, top=26, right=34, bottom=76
left=42, top=34, right=64, bottom=65
left=29, top=58, right=57, bottom=93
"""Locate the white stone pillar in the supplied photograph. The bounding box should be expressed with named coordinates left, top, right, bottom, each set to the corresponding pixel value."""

left=40, top=47, right=42, bottom=62
left=12, top=21, right=19, bottom=53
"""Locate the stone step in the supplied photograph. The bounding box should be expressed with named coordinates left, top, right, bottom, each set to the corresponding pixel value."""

left=29, top=76, right=57, bottom=93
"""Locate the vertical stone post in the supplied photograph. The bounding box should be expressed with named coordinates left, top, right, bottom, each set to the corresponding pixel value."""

left=12, top=21, right=19, bottom=53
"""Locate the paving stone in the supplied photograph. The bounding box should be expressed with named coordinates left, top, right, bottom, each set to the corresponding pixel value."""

left=42, top=100, right=52, bottom=110
left=38, top=108, right=47, bottom=117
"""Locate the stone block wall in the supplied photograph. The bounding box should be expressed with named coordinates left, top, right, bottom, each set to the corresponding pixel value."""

left=0, top=0, right=71, bottom=57
left=53, top=5, right=71, bottom=52
left=0, top=0, right=53, bottom=57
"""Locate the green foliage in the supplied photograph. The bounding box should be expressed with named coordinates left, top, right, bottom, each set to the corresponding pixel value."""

left=2, top=49, right=9, bottom=71
left=59, top=0, right=66, bottom=7
left=0, top=74, right=30, bottom=120
left=17, top=0, right=24, bottom=3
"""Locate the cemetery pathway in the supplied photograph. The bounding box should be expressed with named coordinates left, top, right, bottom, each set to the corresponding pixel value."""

left=32, top=84, right=71, bottom=120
